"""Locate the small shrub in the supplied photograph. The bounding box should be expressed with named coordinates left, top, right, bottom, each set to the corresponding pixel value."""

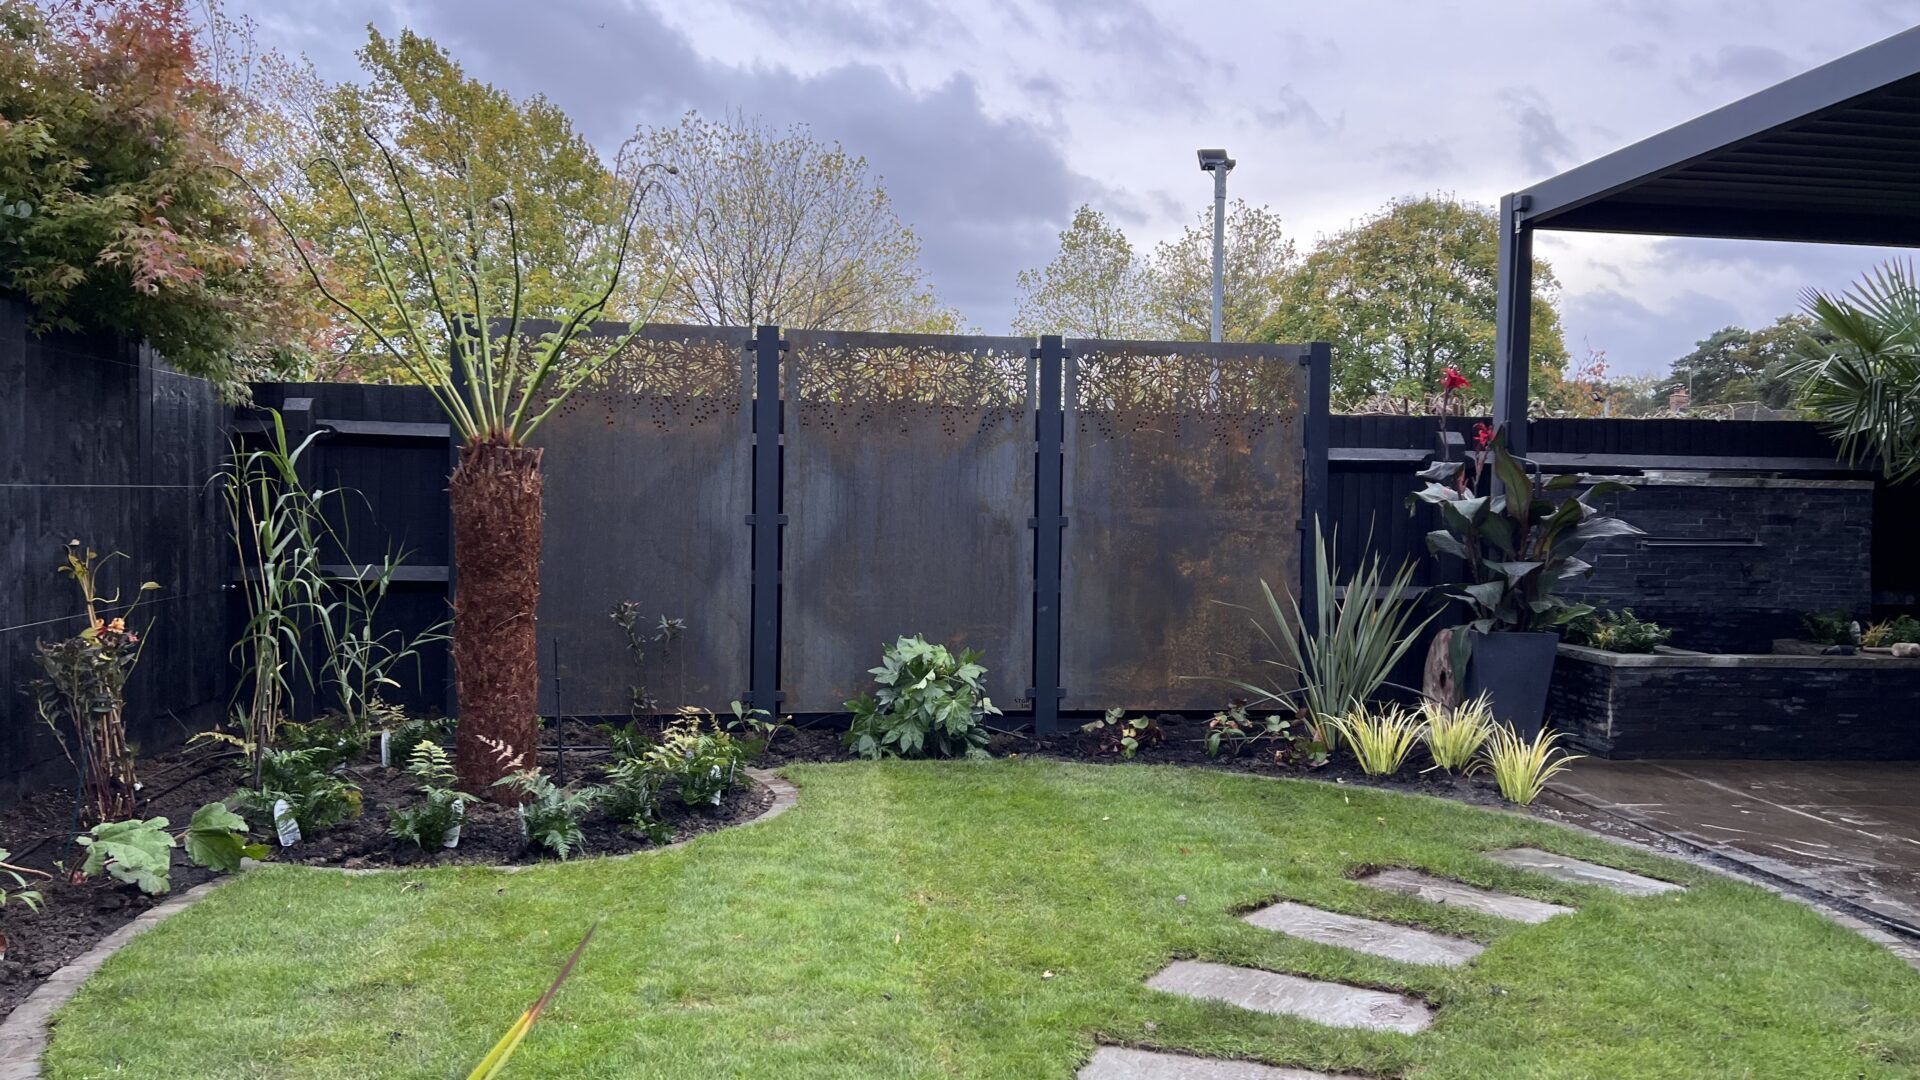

left=595, top=719, right=655, bottom=761
left=1203, top=701, right=1328, bottom=766
left=1801, top=610, right=1859, bottom=646
left=388, top=713, right=456, bottom=763
left=601, top=757, right=671, bottom=842
left=388, top=743, right=474, bottom=851
left=494, top=769, right=601, bottom=860
left=647, top=712, right=747, bottom=807
left=75, top=816, right=175, bottom=895
left=844, top=635, right=1000, bottom=760
left=279, top=714, right=371, bottom=771
left=1862, top=615, right=1920, bottom=648
left=1567, top=609, right=1672, bottom=653
left=1327, top=705, right=1424, bottom=777
left=1420, top=694, right=1494, bottom=773
left=233, top=747, right=364, bottom=835
left=1080, top=708, right=1163, bottom=759
left=1478, top=725, right=1584, bottom=805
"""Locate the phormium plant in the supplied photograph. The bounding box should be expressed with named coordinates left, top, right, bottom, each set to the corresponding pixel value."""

left=844, top=636, right=1000, bottom=760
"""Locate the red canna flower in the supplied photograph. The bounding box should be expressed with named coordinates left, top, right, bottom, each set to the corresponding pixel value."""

left=1474, top=422, right=1493, bottom=448
left=1442, top=367, right=1471, bottom=392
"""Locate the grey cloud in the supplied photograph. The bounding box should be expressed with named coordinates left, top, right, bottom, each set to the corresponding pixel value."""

left=1607, top=41, right=1660, bottom=69
left=1688, top=44, right=1796, bottom=88
left=1026, top=0, right=1214, bottom=106
left=715, top=0, right=973, bottom=51
left=1252, top=85, right=1338, bottom=137
left=1501, top=88, right=1578, bottom=178
left=1375, top=138, right=1458, bottom=178
left=276, top=0, right=1091, bottom=333
left=1560, top=287, right=1749, bottom=376
left=1602, top=0, right=1676, bottom=29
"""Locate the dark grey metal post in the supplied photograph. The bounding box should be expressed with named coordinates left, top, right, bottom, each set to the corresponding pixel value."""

left=1300, top=342, right=1331, bottom=633
left=748, top=325, right=784, bottom=713
left=1031, top=336, right=1066, bottom=734
left=1492, top=193, right=1533, bottom=455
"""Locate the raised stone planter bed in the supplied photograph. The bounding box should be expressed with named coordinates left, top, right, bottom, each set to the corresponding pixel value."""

left=1548, top=643, right=1920, bottom=759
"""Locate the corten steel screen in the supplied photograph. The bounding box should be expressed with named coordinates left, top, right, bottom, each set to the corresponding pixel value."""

left=1060, top=340, right=1308, bottom=711
left=531, top=324, right=754, bottom=714
left=781, top=330, right=1037, bottom=713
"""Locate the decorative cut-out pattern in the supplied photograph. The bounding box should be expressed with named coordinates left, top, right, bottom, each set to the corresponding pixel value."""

left=786, top=331, right=1032, bottom=438
left=1067, top=341, right=1306, bottom=442
left=551, top=325, right=750, bottom=432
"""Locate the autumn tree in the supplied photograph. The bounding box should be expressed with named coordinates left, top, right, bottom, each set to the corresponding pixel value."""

left=1262, top=196, right=1568, bottom=408
left=1012, top=205, right=1157, bottom=338
left=0, top=0, right=321, bottom=394
left=1148, top=199, right=1295, bottom=342
left=1661, top=314, right=1831, bottom=412
left=628, top=112, right=955, bottom=332
left=242, top=27, right=631, bottom=380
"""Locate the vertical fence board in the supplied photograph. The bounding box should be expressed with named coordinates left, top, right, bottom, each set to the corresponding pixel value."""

left=529, top=324, right=755, bottom=716
left=1060, top=340, right=1309, bottom=711
left=780, top=331, right=1036, bottom=714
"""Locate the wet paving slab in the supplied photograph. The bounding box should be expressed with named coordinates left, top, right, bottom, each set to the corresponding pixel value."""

left=1485, top=847, right=1685, bottom=897
left=1078, top=1047, right=1362, bottom=1080
left=1354, top=868, right=1575, bottom=924
left=1242, top=900, right=1485, bottom=967
left=1550, top=759, right=1920, bottom=931
left=1146, top=961, right=1433, bottom=1034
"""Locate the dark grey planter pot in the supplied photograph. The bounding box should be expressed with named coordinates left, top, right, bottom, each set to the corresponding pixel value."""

left=1462, top=630, right=1561, bottom=739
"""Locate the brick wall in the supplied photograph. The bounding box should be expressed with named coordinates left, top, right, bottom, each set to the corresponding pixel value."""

left=1567, top=477, right=1874, bottom=652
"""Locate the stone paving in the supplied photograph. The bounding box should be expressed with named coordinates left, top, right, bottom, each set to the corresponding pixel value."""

left=1077, top=1047, right=1362, bottom=1079
left=1354, top=868, right=1575, bottom=924
left=1241, top=901, right=1484, bottom=967
left=1145, top=960, right=1434, bottom=1034
left=1485, top=847, right=1684, bottom=897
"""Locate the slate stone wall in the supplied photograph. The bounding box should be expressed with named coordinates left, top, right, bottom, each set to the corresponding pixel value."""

left=1567, top=477, right=1874, bottom=652
left=1549, top=648, right=1920, bottom=760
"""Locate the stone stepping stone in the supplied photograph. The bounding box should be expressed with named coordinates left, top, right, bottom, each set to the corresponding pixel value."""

left=1079, top=1047, right=1360, bottom=1080
left=1356, top=868, right=1573, bottom=924
left=1485, top=847, right=1685, bottom=897
left=1145, top=960, right=1432, bottom=1034
left=1243, top=900, right=1484, bottom=967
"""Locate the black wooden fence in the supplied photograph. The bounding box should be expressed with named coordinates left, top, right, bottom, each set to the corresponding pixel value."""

left=9, top=301, right=1920, bottom=803
left=0, top=299, right=229, bottom=805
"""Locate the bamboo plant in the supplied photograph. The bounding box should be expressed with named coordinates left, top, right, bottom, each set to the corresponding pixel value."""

left=243, top=141, right=672, bottom=792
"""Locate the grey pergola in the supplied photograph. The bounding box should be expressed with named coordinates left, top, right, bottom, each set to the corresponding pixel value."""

left=1492, top=26, right=1920, bottom=450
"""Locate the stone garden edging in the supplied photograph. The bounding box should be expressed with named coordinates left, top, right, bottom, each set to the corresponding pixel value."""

left=0, top=768, right=799, bottom=1080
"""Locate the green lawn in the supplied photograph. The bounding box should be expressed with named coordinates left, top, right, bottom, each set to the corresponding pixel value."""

left=44, top=761, right=1920, bottom=1079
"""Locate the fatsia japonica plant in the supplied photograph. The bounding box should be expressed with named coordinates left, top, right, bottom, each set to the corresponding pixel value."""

left=844, top=636, right=1000, bottom=760
left=1410, top=426, right=1642, bottom=642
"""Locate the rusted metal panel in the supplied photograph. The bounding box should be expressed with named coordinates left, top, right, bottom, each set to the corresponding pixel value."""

left=781, top=330, right=1035, bottom=713
left=1061, top=339, right=1309, bottom=712
left=531, top=323, right=754, bottom=715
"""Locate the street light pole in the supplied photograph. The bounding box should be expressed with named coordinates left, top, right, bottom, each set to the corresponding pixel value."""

left=1197, top=148, right=1235, bottom=343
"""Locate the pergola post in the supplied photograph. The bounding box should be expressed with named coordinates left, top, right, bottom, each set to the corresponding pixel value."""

left=1492, top=193, right=1532, bottom=454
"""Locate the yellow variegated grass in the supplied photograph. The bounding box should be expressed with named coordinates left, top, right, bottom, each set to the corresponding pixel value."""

left=1327, top=705, right=1426, bottom=777
left=1420, top=692, right=1495, bottom=773
left=1479, top=725, right=1585, bottom=805
left=468, top=923, right=596, bottom=1079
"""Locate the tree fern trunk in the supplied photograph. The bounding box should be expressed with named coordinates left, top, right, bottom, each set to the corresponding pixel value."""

left=450, top=439, right=543, bottom=798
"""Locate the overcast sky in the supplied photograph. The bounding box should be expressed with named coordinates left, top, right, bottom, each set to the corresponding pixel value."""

left=238, top=0, right=1920, bottom=376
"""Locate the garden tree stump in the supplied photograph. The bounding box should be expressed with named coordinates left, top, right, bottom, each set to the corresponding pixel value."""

left=450, top=440, right=544, bottom=800
left=1423, top=627, right=1459, bottom=706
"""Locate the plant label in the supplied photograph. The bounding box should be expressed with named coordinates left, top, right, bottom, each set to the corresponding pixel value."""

left=516, top=804, right=527, bottom=839
left=445, top=801, right=464, bottom=849
left=273, top=799, right=301, bottom=847
left=379, top=730, right=391, bottom=768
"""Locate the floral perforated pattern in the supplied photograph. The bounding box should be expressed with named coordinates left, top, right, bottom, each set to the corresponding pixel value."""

left=1068, top=343, right=1305, bottom=442
left=554, top=328, right=749, bottom=431
left=786, top=333, right=1032, bottom=437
